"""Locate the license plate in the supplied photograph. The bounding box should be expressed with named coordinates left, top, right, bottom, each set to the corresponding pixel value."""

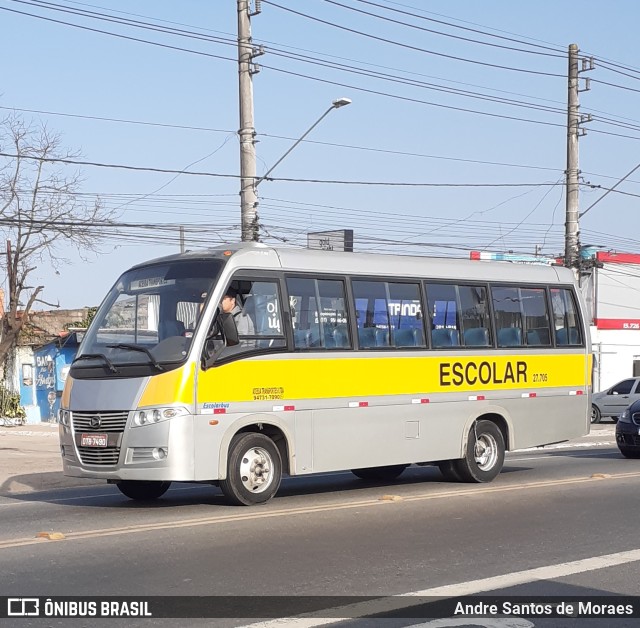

left=80, top=433, right=108, bottom=447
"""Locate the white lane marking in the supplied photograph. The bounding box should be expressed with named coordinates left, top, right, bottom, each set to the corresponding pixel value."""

left=240, top=548, right=640, bottom=628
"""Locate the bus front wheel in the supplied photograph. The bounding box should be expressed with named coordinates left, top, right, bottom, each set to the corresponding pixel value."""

left=220, top=433, right=282, bottom=506
left=116, top=480, right=171, bottom=501
left=453, top=420, right=505, bottom=483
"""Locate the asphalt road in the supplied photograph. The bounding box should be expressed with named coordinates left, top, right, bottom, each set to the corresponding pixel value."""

left=1, top=425, right=639, bottom=628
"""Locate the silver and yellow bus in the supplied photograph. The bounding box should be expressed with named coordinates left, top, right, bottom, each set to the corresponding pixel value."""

left=59, top=243, right=591, bottom=505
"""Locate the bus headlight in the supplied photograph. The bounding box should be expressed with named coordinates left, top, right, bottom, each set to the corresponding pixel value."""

left=132, top=406, right=189, bottom=427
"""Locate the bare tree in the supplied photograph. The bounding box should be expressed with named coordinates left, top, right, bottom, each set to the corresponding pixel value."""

left=0, top=114, right=115, bottom=368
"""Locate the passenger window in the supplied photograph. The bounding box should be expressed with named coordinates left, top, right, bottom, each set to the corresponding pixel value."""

left=550, top=288, right=582, bottom=346
left=286, top=277, right=351, bottom=349
left=492, top=286, right=552, bottom=348
left=388, top=282, right=425, bottom=347
left=459, top=285, right=491, bottom=347
left=352, top=280, right=391, bottom=349
left=521, top=288, right=551, bottom=346
left=492, top=286, right=523, bottom=348
left=426, top=283, right=460, bottom=348
left=352, top=280, right=424, bottom=349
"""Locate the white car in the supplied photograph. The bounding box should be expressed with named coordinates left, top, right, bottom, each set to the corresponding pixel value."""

left=591, top=377, right=640, bottom=423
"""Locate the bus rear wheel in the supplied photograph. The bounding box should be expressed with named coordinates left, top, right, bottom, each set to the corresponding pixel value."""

left=116, top=480, right=171, bottom=501
left=453, top=420, right=505, bottom=483
left=351, top=464, right=408, bottom=481
left=220, top=433, right=282, bottom=506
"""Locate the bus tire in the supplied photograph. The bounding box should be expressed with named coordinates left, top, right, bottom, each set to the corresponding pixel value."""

left=351, top=464, right=408, bottom=481
left=220, top=433, right=282, bottom=506
left=453, top=420, right=505, bottom=483
left=116, top=480, right=171, bottom=501
left=438, top=460, right=463, bottom=482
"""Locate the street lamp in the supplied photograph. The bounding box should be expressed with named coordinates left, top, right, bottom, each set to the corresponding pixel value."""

left=254, top=97, right=352, bottom=189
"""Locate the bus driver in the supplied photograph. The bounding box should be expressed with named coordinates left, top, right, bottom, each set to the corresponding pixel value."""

left=220, top=286, right=255, bottom=339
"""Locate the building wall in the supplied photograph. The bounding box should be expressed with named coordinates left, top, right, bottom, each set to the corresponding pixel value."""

left=33, top=344, right=76, bottom=423
left=8, top=338, right=80, bottom=424
left=591, top=327, right=640, bottom=392
left=14, top=346, right=40, bottom=423
left=592, top=252, right=640, bottom=391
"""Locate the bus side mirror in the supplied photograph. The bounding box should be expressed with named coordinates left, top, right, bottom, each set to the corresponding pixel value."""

left=219, top=312, right=239, bottom=347
left=202, top=312, right=240, bottom=370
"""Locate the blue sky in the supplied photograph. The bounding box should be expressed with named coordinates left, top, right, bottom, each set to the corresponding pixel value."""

left=2, top=0, right=640, bottom=309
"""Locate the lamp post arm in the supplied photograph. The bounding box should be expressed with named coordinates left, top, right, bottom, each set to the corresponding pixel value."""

left=254, top=105, right=335, bottom=188
left=580, top=161, right=640, bottom=218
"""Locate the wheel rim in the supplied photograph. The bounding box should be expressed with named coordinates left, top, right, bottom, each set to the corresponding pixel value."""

left=474, top=433, right=499, bottom=471
left=591, top=406, right=599, bottom=422
left=238, top=446, right=275, bottom=494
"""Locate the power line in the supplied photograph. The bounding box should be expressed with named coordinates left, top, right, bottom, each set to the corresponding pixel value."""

left=590, top=78, right=640, bottom=95
left=0, top=151, right=240, bottom=178
left=10, top=3, right=640, bottom=138
left=0, top=151, right=561, bottom=187
left=261, top=64, right=566, bottom=128
left=0, top=5, right=236, bottom=62
left=324, top=0, right=565, bottom=58
left=11, top=1, right=640, bottom=141
left=265, top=48, right=566, bottom=115
left=0, top=105, right=236, bottom=134
left=13, top=103, right=640, bottom=176
left=363, top=0, right=566, bottom=53
left=261, top=1, right=564, bottom=77
left=9, top=0, right=237, bottom=47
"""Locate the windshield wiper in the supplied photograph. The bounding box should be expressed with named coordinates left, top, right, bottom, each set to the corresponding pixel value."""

left=106, top=344, right=165, bottom=371
left=72, top=353, right=119, bottom=374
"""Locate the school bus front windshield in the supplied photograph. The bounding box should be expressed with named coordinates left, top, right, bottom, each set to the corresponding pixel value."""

left=71, top=258, right=225, bottom=378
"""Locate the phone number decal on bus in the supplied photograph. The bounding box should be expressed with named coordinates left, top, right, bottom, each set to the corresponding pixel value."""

left=252, top=387, right=285, bottom=400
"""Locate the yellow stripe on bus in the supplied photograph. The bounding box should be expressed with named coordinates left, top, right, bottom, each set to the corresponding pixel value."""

left=196, top=353, right=589, bottom=403
left=138, top=362, right=196, bottom=407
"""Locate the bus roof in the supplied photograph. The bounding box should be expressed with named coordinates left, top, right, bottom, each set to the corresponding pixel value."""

left=131, top=243, right=575, bottom=285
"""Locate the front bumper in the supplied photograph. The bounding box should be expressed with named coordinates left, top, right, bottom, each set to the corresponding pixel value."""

left=616, top=421, right=640, bottom=449
left=59, top=415, right=196, bottom=482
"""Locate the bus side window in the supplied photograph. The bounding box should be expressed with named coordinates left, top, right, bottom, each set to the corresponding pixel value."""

left=425, top=283, right=460, bottom=348
left=285, top=276, right=351, bottom=350
left=492, top=286, right=524, bottom=348
left=551, top=288, right=583, bottom=346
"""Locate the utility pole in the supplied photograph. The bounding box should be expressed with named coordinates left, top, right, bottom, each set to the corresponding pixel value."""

left=564, top=44, right=580, bottom=269
left=237, top=0, right=262, bottom=242
left=564, top=44, right=593, bottom=269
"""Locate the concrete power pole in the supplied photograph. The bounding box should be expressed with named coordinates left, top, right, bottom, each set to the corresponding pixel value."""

left=564, top=44, right=593, bottom=269
left=237, top=0, right=261, bottom=242
left=564, top=44, right=581, bottom=269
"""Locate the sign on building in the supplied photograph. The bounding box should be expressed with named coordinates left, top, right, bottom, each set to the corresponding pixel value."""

left=307, top=230, right=354, bottom=252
